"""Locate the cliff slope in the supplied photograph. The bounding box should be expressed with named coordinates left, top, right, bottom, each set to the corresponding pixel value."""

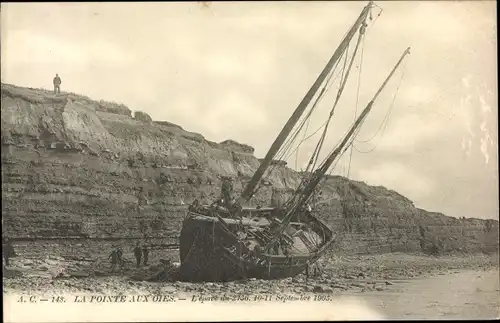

left=1, top=83, right=498, bottom=255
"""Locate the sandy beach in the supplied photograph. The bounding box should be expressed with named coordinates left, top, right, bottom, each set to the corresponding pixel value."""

left=3, top=240, right=498, bottom=297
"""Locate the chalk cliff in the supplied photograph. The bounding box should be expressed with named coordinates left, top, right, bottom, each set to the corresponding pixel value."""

left=1, top=83, right=498, bottom=255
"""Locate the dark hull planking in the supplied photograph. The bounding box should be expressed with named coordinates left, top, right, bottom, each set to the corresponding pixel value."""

left=179, top=209, right=335, bottom=282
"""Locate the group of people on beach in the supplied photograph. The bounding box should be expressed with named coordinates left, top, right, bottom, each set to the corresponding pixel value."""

left=109, top=243, right=150, bottom=271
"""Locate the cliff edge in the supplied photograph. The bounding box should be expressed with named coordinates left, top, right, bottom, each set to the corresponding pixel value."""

left=1, top=83, right=498, bottom=255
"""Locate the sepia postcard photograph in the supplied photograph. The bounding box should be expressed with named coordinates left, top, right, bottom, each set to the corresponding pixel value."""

left=1, top=0, right=498, bottom=321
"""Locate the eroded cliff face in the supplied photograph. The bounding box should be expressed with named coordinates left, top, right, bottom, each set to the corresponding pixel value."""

left=1, top=83, right=498, bottom=255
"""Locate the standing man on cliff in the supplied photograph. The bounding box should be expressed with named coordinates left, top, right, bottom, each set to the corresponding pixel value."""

left=53, top=74, right=62, bottom=94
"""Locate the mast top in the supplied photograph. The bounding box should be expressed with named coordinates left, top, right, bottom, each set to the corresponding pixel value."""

left=238, top=0, right=374, bottom=203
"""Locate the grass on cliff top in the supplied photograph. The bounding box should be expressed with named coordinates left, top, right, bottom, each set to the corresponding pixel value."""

left=1, top=83, right=131, bottom=116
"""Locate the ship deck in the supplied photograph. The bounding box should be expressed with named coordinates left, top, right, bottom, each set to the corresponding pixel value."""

left=190, top=214, right=271, bottom=227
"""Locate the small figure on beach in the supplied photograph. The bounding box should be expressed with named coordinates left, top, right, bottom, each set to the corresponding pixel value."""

left=53, top=74, right=62, bottom=94
left=117, top=246, right=123, bottom=260
left=134, top=243, right=142, bottom=268
left=142, top=246, right=149, bottom=266
left=108, top=246, right=123, bottom=272
left=2, top=239, right=16, bottom=267
left=304, top=261, right=321, bottom=281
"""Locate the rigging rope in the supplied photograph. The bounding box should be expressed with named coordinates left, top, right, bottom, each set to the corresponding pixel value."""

left=345, top=6, right=382, bottom=177
left=260, top=42, right=357, bottom=189
left=295, top=115, right=312, bottom=170
left=304, top=139, right=353, bottom=198
left=268, top=16, right=365, bottom=175
left=277, top=21, right=371, bottom=211
left=349, top=56, right=408, bottom=156
left=299, top=10, right=382, bottom=178
left=281, top=62, right=352, bottom=164
left=309, top=29, right=365, bottom=176
left=269, top=69, right=337, bottom=171
left=250, top=10, right=382, bottom=198
left=295, top=43, right=351, bottom=170
left=352, top=142, right=378, bottom=154
left=275, top=21, right=363, bottom=171
left=275, top=57, right=343, bottom=160
left=304, top=26, right=366, bottom=176
left=346, top=35, right=366, bottom=178
left=355, top=57, right=407, bottom=144
left=250, top=49, right=349, bottom=197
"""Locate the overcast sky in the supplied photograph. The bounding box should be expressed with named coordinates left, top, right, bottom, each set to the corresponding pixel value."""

left=1, top=1, right=497, bottom=220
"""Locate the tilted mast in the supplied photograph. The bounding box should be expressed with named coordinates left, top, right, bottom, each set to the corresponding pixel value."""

left=270, top=47, right=412, bottom=241
left=239, top=1, right=374, bottom=202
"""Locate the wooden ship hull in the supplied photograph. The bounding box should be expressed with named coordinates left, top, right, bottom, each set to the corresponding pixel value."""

left=179, top=206, right=336, bottom=282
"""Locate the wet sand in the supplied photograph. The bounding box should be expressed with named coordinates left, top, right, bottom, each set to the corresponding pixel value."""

left=353, top=268, right=499, bottom=319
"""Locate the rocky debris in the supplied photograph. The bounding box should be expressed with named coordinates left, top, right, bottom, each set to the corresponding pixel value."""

left=3, top=268, right=24, bottom=278
left=313, top=284, right=334, bottom=293
left=94, top=270, right=107, bottom=277
left=68, top=271, right=91, bottom=278
left=130, top=260, right=180, bottom=282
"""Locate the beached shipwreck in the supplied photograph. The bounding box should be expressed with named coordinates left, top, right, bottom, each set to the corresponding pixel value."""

left=179, top=1, right=411, bottom=282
